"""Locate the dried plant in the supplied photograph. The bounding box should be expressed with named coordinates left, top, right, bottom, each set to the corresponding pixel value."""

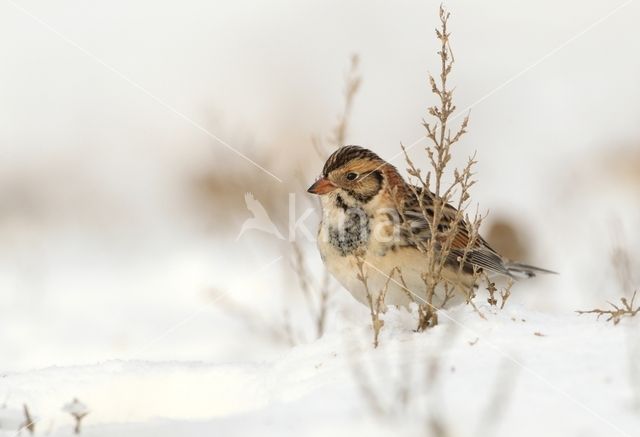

left=500, top=279, right=514, bottom=309
left=63, top=398, right=90, bottom=435
left=331, top=54, right=362, bottom=146
left=475, top=360, right=520, bottom=436
left=610, top=225, right=635, bottom=293
left=349, top=315, right=459, bottom=434
left=399, top=5, right=484, bottom=330
left=22, top=404, right=35, bottom=436
left=351, top=5, right=508, bottom=340
left=233, top=55, right=361, bottom=346
left=220, top=55, right=361, bottom=345
left=483, top=275, right=513, bottom=310
left=213, top=295, right=298, bottom=346
left=284, top=53, right=362, bottom=341
left=313, top=53, right=362, bottom=158
left=576, top=291, right=639, bottom=325
left=291, top=242, right=331, bottom=338
left=355, top=258, right=399, bottom=347
left=486, top=278, right=498, bottom=306
left=577, top=229, right=639, bottom=325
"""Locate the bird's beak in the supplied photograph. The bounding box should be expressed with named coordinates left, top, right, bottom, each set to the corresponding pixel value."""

left=307, top=177, right=337, bottom=195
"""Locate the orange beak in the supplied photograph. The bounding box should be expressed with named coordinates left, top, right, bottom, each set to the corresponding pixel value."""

left=307, top=177, right=337, bottom=195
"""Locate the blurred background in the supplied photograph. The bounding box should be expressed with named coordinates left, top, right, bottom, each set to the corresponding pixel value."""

left=1, top=0, right=639, bottom=372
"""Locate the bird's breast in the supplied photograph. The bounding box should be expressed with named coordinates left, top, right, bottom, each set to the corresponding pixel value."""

left=318, top=204, right=370, bottom=257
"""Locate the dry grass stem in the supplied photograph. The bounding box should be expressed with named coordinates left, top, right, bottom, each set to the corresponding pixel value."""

left=486, top=277, right=498, bottom=306
left=63, top=398, right=90, bottom=435
left=475, top=361, right=520, bottom=437
left=576, top=291, right=639, bottom=325
left=22, top=404, right=35, bottom=436
left=291, top=242, right=331, bottom=337
left=312, top=53, right=362, bottom=160
left=500, top=279, right=514, bottom=309
left=355, top=258, right=399, bottom=347
left=482, top=273, right=512, bottom=309
left=575, top=228, right=639, bottom=325
left=331, top=54, right=362, bottom=147
left=282, top=54, right=362, bottom=343
left=399, top=5, right=485, bottom=330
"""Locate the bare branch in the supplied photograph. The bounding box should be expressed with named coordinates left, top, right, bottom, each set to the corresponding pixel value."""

left=576, top=291, right=640, bottom=325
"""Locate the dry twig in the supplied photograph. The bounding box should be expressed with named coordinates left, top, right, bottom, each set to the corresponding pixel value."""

left=284, top=54, right=362, bottom=342
left=576, top=291, right=640, bottom=325
left=22, top=404, right=35, bottom=436
left=291, top=242, right=331, bottom=337
left=355, top=258, right=399, bottom=347
left=500, top=279, right=514, bottom=309
left=330, top=54, right=362, bottom=147
left=399, top=5, right=483, bottom=330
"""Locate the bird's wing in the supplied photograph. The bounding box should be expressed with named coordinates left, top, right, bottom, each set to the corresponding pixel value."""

left=400, top=185, right=510, bottom=276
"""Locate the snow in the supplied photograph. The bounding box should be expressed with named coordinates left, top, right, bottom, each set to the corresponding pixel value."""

left=1, top=0, right=640, bottom=436
left=0, top=406, right=25, bottom=432
left=1, top=303, right=639, bottom=436
left=61, top=399, right=89, bottom=417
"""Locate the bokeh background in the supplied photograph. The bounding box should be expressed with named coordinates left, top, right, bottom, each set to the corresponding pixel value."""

left=1, top=0, right=639, bottom=373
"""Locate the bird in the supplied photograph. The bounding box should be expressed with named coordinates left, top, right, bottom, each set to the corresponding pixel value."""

left=307, top=145, right=555, bottom=308
left=236, top=192, right=284, bottom=241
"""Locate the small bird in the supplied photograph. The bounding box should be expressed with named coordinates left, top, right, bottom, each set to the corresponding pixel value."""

left=307, top=145, right=554, bottom=308
left=236, top=192, right=284, bottom=241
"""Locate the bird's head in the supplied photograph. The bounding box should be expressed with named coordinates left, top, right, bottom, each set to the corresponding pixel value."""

left=307, top=146, right=404, bottom=206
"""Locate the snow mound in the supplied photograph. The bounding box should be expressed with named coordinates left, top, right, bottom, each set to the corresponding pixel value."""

left=1, top=304, right=639, bottom=436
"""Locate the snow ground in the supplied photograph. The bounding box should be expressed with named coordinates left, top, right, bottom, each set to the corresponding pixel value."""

left=1, top=0, right=640, bottom=436
left=2, top=302, right=639, bottom=437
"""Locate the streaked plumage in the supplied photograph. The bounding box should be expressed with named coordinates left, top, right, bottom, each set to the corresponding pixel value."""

left=308, top=145, right=554, bottom=308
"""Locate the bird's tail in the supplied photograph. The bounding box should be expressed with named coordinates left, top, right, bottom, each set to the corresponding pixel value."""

left=505, top=261, right=557, bottom=279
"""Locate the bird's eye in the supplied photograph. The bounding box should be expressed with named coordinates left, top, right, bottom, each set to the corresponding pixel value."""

left=346, top=172, right=358, bottom=181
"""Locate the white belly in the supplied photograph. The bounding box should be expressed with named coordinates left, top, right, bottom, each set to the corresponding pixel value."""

left=318, top=226, right=466, bottom=309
